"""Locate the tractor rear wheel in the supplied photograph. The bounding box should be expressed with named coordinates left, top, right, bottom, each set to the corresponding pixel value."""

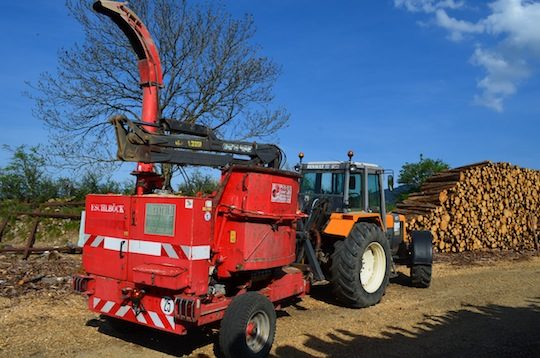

left=330, top=222, right=391, bottom=308
left=218, top=292, right=276, bottom=358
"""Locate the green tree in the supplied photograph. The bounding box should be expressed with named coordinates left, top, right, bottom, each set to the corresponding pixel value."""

left=76, top=172, right=133, bottom=198
left=29, top=0, right=288, bottom=178
left=0, top=146, right=134, bottom=203
left=398, top=154, right=450, bottom=190
left=0, top=145, right=57, bottom=202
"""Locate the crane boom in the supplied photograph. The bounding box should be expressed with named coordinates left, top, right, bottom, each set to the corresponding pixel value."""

left=111, top=115, right=283, bottom=169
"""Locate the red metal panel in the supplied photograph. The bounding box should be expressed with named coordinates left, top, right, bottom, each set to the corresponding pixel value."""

left=128, top=195, right=211, bottom=295
left=87, top=276, right=187, bottom=335
left=83, top=195, right=131, bottom=280
left=216, top=221, right=296, bottom=276
left=242, top=223, right=296, bottom=269
left=264, top=267, right=307, bottom=303
left=214, top=168, right=301, bottom=277
left=132, top=264, right=188, bottom=290
left=219, top=169, right=299, bottom=215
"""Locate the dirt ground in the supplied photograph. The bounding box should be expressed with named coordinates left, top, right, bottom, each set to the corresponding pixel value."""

left=1, top=253, right=539, bottom=357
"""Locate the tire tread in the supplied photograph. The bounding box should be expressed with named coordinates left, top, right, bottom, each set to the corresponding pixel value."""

left=411, top=264, right=432, bottom=288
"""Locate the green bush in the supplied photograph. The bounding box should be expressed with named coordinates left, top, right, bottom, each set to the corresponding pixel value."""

left=398, top=154, right=450, bottom=190
left=0, top=146, right=133, bottom=203
left=178, top=170, right=219, bottom=196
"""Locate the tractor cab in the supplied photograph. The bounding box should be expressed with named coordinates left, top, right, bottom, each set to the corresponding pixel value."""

left=297, top=151, right=394, bottom=226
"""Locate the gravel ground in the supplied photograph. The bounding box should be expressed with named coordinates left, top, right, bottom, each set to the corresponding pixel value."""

left=0, top=252, right=539, bottom=357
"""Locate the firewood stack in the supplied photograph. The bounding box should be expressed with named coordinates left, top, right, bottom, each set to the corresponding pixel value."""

left=394, top=161, right=540, bottom=252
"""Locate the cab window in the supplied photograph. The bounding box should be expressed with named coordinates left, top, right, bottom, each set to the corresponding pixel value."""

left=348, top=174, right=364, bottom=210
left=300, top=172, right=317, bottom=192
left=368, top=174, right=381, bottom=212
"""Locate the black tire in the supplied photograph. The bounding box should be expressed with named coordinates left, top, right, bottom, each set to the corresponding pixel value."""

left=218, top=292, right=276, bottom=358
left=411, top=264, right=432, bottom=288
left=330, top=222, right=391, bottom=308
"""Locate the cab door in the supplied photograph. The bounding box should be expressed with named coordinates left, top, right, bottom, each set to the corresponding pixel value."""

left=82, top=194, right=131, bottom=280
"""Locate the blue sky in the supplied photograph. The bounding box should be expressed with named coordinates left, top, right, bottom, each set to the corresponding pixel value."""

left=1, top=0, right=539, bottom=181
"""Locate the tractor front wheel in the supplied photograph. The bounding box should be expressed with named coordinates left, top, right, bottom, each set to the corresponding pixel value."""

left=218, top=292, right=276, bottom=358
left=330, top=222, right=391, bottom=308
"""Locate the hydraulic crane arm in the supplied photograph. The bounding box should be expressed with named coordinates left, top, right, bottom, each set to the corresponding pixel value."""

left=94, top=0, right=283, bottom=194
left=93, top=0, right=163, bottom=193
left=111, top=115, right=283, bottom=169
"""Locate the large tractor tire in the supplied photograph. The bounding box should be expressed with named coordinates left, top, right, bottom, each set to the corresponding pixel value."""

left=218, top=292, right=276, bottom=358
left=330, top=222, right=391, bottom=308
left=409, top=230, right=433, bottom=288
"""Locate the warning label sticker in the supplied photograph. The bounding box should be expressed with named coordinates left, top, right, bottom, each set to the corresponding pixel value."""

left=271, top=183, right=292, bottom=203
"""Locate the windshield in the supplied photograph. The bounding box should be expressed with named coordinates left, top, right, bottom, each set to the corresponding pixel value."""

left=300, top=172, right=344, bottom=195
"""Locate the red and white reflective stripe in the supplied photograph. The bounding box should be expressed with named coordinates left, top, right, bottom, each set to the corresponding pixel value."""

left=161, top=243, right=181, bottom=259
left=84, top=235, right=105, bottom=247
left=92, top=297, right=175, bottom=330
left=84, top=235, right=210, bottom=260
left=180, top=245, right=210, bottom=260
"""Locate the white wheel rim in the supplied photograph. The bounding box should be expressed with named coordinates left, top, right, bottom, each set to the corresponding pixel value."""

left=245, top=310, right=270, bottom=353
left=360, top=242, right=386, bottom=293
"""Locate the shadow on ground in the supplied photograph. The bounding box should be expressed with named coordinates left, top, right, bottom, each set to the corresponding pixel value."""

left=310, top=272, right=415, bottom=307
left=273, top=298, right=540, bottom=358
left=86, top=316, right=217, bottom=357
left=86, top=298, right=540, bottom=357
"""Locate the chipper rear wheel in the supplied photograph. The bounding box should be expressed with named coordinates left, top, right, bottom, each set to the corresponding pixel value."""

left=330, top=222, right=391, bottom=308
left=219, top=292, right=276, bottom=358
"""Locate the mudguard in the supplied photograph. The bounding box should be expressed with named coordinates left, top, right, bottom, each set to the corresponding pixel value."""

left=410, top=230, right=433, bottom=266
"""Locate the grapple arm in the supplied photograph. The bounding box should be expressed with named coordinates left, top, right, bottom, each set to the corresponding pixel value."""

left=110, top=116, right=283, bottom=169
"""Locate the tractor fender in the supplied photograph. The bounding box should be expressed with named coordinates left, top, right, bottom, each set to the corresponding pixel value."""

left=410, top=230, right=433, bottom=266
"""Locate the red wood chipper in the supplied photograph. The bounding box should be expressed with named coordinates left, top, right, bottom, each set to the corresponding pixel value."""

left=74, top=2, right=308, bottom=357
left=75, top=2, right=434, bottom=357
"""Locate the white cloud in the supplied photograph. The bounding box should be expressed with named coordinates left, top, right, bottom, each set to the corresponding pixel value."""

left=396, top=0, right=540, bottom=112
left=471, top=48, right=529, bottom=111
left=484, top=0, right=540, bottom=54
left=394, top=0, right=464, bottom=13
left=435, top=9, right=484, bottom=41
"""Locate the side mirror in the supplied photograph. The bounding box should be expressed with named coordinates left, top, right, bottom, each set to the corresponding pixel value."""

left=387, top=175, right=394, bottom=191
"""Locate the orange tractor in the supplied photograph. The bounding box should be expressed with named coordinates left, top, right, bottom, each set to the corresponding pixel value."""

left=295, top=152, right=433, bottom=307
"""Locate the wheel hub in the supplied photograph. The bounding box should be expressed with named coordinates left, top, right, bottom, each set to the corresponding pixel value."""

left=245, top=310, right=270, bottom=353
left=360, top=242, right=386, bottom=293
left=246, top=322, right=257, bottom=337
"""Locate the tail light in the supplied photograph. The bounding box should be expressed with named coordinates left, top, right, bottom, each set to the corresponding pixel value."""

left=175, top=296, right=201, bottom=322
left=73, top=275, right=92, bottom=293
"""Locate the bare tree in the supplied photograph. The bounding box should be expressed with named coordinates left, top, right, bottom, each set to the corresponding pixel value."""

left=29, top=0, right=289, bottom=173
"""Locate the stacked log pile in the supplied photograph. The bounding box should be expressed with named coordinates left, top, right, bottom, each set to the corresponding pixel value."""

left=395, top=161, right=540, bottom=252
